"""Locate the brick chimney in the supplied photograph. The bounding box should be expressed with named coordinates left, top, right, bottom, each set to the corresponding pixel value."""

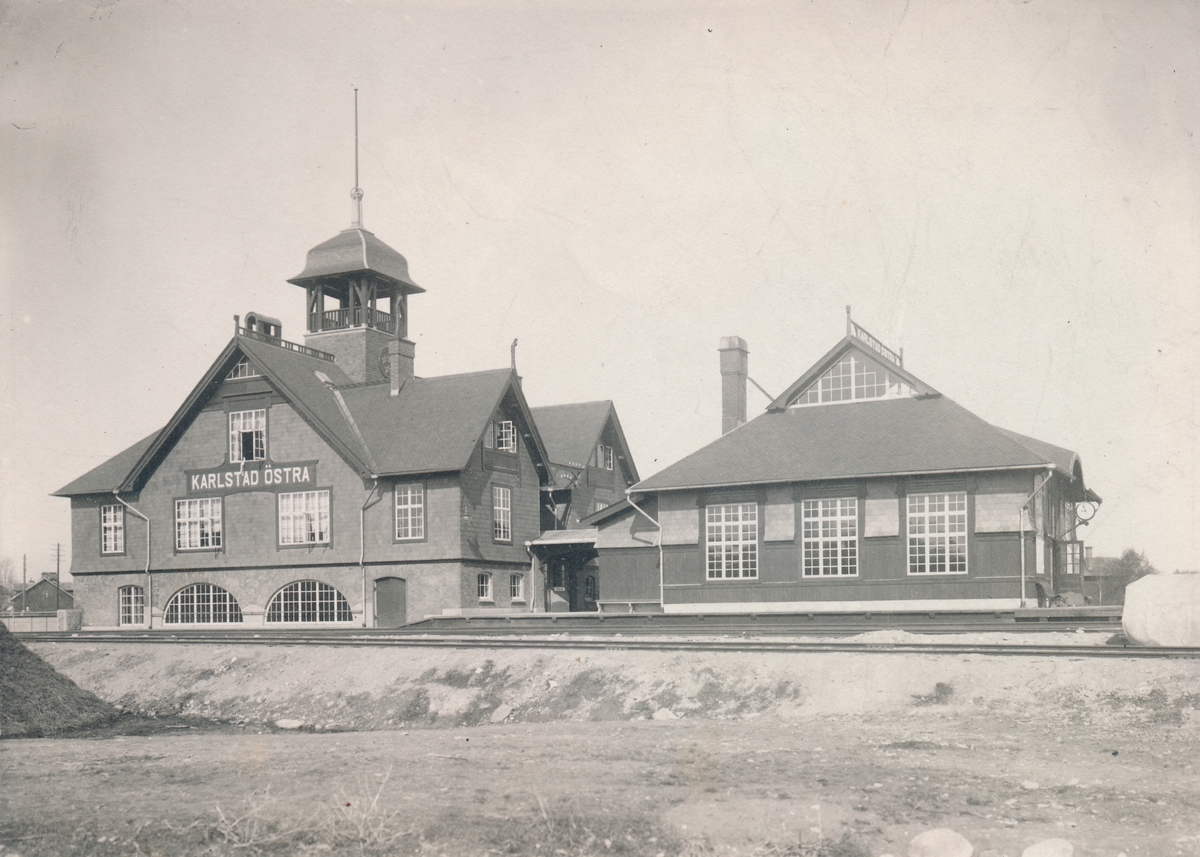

left=719, top=336, right=748, bottom=435
left=389, top=338, right=415, bottom=395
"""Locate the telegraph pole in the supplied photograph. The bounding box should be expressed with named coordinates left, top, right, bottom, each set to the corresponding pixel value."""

left=55, top=543, right=61, bottom=611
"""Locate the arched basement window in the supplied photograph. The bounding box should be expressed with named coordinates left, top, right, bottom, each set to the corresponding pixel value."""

left=164, top=583, right=243, bottom=624
left=266, top=580, right=353, bottom=623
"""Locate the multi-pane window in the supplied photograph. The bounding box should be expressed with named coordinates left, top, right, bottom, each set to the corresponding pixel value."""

left=101, top=504, right=125, bottom=554
left=706, top=503, right=758, bottom=579
left=509, top=573, right=524, bottom=601
left=478, top=573, right=493, bottom=600
left=266, top=580, right=353, bottom=622
left=227, top=357, right=259, bottom=380
left=797, top=353, right=910, bottom=405
left=1063, top=541, right=1082, bottom=576
left=907, top=492, right=968, bottom=575
left=164, top=583, right=242, bottom=623
left=118, top=585, right=144, bottom=626
left=483, top=420, right=515, bottom=451
left=597, top=444, right=614, bottom=470
left=584, top=576, right=597, bottom=600
left=394, top=483, right=425, bottom=540
left=493, top=486, right=512, bottom=541
left=229, top=409, right=266, bottom=462
left=175, top=498, right=223, bottom=550
left=802, top=498, right=858, bottom=576
left=278, top=490, right=330, bottom=545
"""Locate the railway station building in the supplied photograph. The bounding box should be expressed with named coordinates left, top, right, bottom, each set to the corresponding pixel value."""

left=54, top=194, right=638, bottom=629
left=591, top=314, right=1101, bottom=615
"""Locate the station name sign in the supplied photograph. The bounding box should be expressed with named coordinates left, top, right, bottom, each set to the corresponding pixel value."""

left=185, top=460, right=318, bottom=496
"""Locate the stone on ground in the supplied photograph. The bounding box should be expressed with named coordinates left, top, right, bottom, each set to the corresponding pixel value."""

left=908, top=827, right=973, bottom=857
left=1123, top=573, right=1200, bottom=647
left=1022, top=838, right=1074, bottom=857
left=275, top=718, right=304, bottom=729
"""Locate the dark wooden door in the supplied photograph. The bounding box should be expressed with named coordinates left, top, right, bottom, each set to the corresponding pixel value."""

left=375, top=577, right=407, bottom=627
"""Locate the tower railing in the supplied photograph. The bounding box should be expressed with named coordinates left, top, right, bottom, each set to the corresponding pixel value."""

left=309, top=307, right=395, bottom=334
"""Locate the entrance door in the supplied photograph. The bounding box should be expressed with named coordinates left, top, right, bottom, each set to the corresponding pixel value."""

left=375, top=577, right=407, bottom=627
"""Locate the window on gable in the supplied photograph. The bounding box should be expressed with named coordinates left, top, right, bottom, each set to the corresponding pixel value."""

left=227, top=357, right=259, bottom=380
left=278, top=490, right=331, bottom=545
left=802, top=498, right=858, bottom=577
left=796, top=353, right=911, bottom=406
left=394, top=483, right=425, bottom=541
left=229, top=409, right=266, bottom=462
left=101, top=504, right=125, bottom=554
left=597, top=444, right=614, bottom=470
left=706, top=503, right=758, bottom=579
left=495, top=420, right=515, bottom=452
left=493, top=485, right=512, bottom=542
left=175, top=498, right=223, bottom=550
left=907, top=492, right=968, bottom=575
left=118, top=585, right=144, bottom=625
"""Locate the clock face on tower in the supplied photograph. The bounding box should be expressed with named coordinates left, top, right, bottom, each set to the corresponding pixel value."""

left=378, top=349, right=391, bottom=380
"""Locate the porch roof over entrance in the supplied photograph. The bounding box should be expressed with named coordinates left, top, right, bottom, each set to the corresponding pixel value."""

left=527, top=528, right=598, bottom=548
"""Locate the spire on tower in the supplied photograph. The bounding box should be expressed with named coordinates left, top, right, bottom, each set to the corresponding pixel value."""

left=350, top=86, right=363, bottom=228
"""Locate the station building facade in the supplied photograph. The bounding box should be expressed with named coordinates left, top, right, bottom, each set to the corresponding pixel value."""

left=592, top=315, right=1101, bottom=614
left=56, top=201, right=637, bottom=629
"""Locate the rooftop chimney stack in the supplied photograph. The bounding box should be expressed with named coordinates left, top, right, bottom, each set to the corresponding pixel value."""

left=389, top=338, right=415, bottom=396
left=719, top=336, right=749, bottom=435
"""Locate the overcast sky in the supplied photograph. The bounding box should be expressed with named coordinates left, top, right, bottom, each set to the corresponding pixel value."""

left=1, top=0, right=1196, bottom=581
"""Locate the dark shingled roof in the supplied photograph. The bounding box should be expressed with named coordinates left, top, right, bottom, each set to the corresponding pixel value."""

left=633, top=395, right=1087, bottom=492
left=288, top=228, right=424, bottom=293
left=530, top=401, right=614, bottom=469
left=52, top=430, right=161, bottom=496
left=340, top=369, right=519, bottom=476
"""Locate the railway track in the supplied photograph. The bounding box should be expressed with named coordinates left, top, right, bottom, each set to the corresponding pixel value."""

left=15, top=627, right=1198, bottom=659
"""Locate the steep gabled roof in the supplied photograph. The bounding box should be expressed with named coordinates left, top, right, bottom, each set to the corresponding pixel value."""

left=340, top=369, right=551, bottom=479
left=52, top=429, right=160, bottom=496
left=530, top=401, right=640, bottom=487
left=633, top=395, right=1090, bottom=492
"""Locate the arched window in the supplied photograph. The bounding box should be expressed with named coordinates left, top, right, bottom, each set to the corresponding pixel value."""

left=164, top=583, right=243, bottom=624
left=118, top=585, right=145, bottom=626
left=266, top=580, right=353, bottom=623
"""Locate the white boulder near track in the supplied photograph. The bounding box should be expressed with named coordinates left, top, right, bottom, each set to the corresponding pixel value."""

left=1122, top=573, right=1200, bottom=647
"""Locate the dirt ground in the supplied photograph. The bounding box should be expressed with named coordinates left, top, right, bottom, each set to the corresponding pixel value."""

left=2, top=635, right=1199, bottom=856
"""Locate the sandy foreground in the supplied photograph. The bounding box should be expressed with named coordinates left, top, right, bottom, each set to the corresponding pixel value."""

left=2, top=632, right=1198, bottom=856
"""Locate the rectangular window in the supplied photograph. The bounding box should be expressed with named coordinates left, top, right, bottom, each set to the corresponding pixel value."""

left=493, top=486, right=512, bottom=541
left=229, top=409, right=266, bottom=462
left=494, top=420, right=515, bottom=452
left=278, top=490, right=331, bottom=545
left=175, top=498, right=223, bottom=550
left=802, top=498, right=858, bottom=576
left=394, top=483, right=425, bottom=540
left=907, top=492, right=968, bottom=575
left=1064, top=541, right=1082, bottom=575
left=509, top=573, right=524, bottom=601
left=706, top=503, right=758, bottom=579
left=118, top=585, right=145, bottom=625
left=478, top=573, right=493, bottom=601
left=101, top=504, right=125, bottom=554
left=597, top=444, right=614, bottom=470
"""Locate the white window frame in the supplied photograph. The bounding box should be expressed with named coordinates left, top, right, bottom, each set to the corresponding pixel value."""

left=597, top=444, right=614, bottom=470
left=227, top=357, right=259, bottom=380
left=164, top=582, right=242, bottom=624
left=118, top=585, right=145, bottom=626
left=907, top=492, right=968, bottom=575
left=706, top=502, right=758, bottom=579
left=802, top=498, right=859, bottom=577
left=492, top=485, right=512, bottom=542
left=175, top=498, right=223, bottom=550
left=394, top=483, right=425, bottom=541
left=101, top=504, right=125, bottom=554
left=509, top=573, right=524, bottom=601
left=229, top=409, right=266, bottom=462
left=1064, top=541, right=1082, bottom=576
left=278, top=490, right=331, bottom=546
left=494, top=420, right=515, bottom=452
left=478, top=572, right=493, bottom=601
left=266, top=580, right=354, bottom=623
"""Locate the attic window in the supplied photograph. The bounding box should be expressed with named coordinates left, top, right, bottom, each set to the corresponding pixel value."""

left=227, top=357, right=259, bottom=380
left=229, top=409, right=266, bottom=462
left=597, top=444, right=614, bottom=470
left=794, top=353, right=911, bottom=406
left=486, top=420, right=515, bottom=453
